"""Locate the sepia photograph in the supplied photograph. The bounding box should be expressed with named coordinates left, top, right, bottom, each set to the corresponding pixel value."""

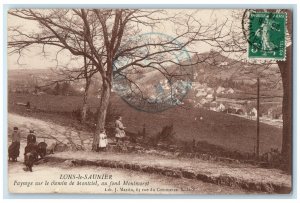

left=6, top=8, right=293, bottom=195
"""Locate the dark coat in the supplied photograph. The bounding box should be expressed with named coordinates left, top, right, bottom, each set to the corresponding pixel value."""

left=8, top=142, right=20, bottom=160
left=24, top=143, right=38, bottom=155
left=37, top=142, right=47, bottom=158
left=24, top=151, right=38, bottom=172
left=27, top=133, right=36, bottom=145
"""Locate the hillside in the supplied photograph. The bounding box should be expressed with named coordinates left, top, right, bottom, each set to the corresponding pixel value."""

left=9, top=92, right=282, bottom=155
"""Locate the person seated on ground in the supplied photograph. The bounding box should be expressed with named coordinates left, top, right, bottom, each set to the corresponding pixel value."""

left=8, top=127, right=21, bottom=162
left=27, top=130, right=36, bottom=146
left=115, top=116, right=126, bottom=143
left=98, top=129, right=108, bottom=152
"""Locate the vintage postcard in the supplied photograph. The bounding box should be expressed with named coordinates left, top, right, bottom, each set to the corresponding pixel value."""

left=7, top=8, right=293, bottom=195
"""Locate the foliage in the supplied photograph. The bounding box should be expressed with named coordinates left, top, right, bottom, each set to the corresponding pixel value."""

left=155, top=124, right=176, bottom=144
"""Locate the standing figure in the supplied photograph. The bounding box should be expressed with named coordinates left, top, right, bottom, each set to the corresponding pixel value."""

left=115, top=116, right=126, bottom=143
left=24, top=129, right=38, bottom=172
left=8, top=127, right=21, bottom=162
left=98, top=129, right=108, bottom=152
left=27, top=130, right=36, bottom=146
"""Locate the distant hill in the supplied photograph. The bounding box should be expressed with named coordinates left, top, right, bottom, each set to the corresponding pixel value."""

left=8, top=50, right=282, bottom=91
left=8, top=51, right=283, bottom=113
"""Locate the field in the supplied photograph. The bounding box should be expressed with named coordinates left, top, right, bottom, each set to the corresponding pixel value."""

left=8, top=92, right=282, bottom=155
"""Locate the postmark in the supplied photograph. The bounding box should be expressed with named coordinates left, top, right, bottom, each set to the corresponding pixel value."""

left=113, top=32, right=193, bottom=112
left=247, top=12, right=286, bottom=60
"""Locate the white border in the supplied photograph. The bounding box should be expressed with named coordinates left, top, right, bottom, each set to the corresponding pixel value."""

left=1, top=1, right=299, bottom=203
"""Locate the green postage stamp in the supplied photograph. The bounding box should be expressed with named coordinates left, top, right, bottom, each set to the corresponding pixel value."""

left=248, top=12, right=286, bottom=60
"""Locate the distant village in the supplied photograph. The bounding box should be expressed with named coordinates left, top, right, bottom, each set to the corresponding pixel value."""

left=8, top=69, right=283, bottom=127
left=187, top=81, right=283, bottom=127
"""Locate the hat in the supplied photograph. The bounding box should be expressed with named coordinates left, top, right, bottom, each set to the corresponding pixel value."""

left=29, top=130, right=34, bottom=133
left=13, top=127, right=18, bottom=131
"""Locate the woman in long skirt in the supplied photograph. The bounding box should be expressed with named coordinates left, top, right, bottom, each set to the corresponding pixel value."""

left=115, top=116, right=126, bottom=143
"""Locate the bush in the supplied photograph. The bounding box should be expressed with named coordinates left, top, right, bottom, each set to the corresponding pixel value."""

left=155, top=124, right=176, bottom=144
left=261, top=148, right=284, bottom=168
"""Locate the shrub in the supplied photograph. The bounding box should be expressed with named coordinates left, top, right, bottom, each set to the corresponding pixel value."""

left=155, top=124, right=176, bottom=144
left=261, top=148, right=284, bottom=168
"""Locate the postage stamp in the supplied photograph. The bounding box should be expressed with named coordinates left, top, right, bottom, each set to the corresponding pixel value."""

left=248, top=12, right=286, bottom=60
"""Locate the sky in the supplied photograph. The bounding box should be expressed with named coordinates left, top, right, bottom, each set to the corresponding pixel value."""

left=6, top=9, right=242, bottom=70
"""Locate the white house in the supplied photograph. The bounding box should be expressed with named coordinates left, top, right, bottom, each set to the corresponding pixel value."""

left=209, top=101, right=218, bottom=111
left=226, top=88, right=235, bottom=94
left=217, top=103, right=226, bottom=112
left=250, top=107, right=257, bottom=117
left=193, top=72, right=198, bottom=80
left=192, top=82, right=202, bottom=90
left=218, top=61, right=229, bottom=66
left=196, top=90, right=207, bottom=97
left=200, top=98, right=208, bottom=104
left=206, top=94, right=214, bottom=99
left=216, top=86, right=225, bottom=94
left=161, top=80, right=170, bottom=90
left=194, top=103, right=202, bottom=108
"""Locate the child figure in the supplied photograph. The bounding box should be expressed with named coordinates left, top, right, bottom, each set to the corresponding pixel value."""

left=98, top=129, right=108, bottom=152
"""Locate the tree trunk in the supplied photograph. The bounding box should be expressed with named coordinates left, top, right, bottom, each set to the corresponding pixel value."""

left=81, top=78, right=91, bottom=122
left=278, top=45, right=292, bottom=172
left=92, top=81, right=111, bottom=151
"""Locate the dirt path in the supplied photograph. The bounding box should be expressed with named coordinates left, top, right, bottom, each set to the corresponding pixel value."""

left=8, top=113, right=93, bottom=149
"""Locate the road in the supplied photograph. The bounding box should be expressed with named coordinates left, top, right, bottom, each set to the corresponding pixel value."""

left=8, top=161, right=255, bottom=195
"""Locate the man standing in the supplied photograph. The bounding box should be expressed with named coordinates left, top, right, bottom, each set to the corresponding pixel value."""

left=9, top=127, right=21, bottom=162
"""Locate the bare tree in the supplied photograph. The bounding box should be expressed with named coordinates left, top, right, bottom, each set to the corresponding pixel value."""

left=55, top=56, right=98, bottom=121
left=8, top=9, right=230, bottom=150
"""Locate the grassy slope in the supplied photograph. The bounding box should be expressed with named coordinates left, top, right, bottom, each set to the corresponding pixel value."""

left=9, top=92, right=282, bottom=155
left=110, top=93, right=282, bottom=154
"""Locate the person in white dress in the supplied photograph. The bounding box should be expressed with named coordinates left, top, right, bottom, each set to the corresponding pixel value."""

left=98, top=129, right=108, bottom=151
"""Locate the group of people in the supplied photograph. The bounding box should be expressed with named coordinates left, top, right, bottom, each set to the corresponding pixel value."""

left=10, top=116, right=127, bottom=165
left=9, top=127, right=37, bottom=161
left=9, top=127, right=41, bottom=172
left=93, top=116, right=126, bottom=152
